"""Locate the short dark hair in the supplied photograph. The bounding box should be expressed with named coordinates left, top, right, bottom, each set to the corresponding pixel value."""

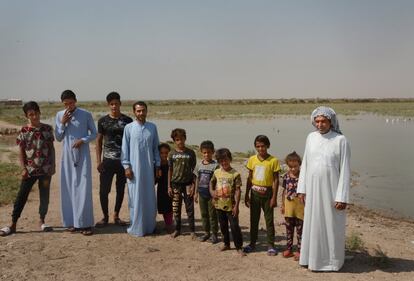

left=200, top=140, right=215, bottom=151
left=158, top=143, right=171, bottom=152
left=254, top=135, right=270, bottom=147
left=132, top=101, right=147, bottom=111
left=22, top=101, right=40, bottom=116
left=106, top=92, right=121, bottom=103
left=61, top=90, right=77, bottom=101
left=215, top=148, right=232, bottom=162
left=171, top=128, right=186, bottom=140
left=285, top=151, right=302, bottom=165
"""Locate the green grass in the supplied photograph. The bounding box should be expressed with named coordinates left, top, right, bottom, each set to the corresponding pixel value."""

left=1, top=98, right=414, bottom=125
left=0, top=163, right=21, bottom=205
left=346, top=231, right=365, bottom=252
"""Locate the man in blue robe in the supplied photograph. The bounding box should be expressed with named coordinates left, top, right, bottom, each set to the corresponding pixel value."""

left=55, top=90, right=97, bottom=235
left=121, top=101, right=160, bottom=236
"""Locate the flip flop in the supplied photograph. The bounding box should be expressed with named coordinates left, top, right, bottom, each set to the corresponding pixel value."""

left=95, top=218, right=108, bottom=228
left=114, top=218, right=128, bottom=226
left=41, top=224, right=53, bottom=232
left=267, top=248, right=277, bottom=256
left=243, top=244, right=255, bottom=253
left=81, top=228, right=93, bottom=236
left=65, top=227, right=79, bottom=233
left=0, top=226, right=15, bottom=237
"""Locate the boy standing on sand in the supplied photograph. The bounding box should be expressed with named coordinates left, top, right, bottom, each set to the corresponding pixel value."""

left=1, top=101, right=55, bottom=236
left=210, top=148, right=245, bottom=255
left=168, top=128, right=197, bottom=239
left=95, top=92, right=132, bottom=227
left=194, top=140, right=219, bottom=243
left=244, top=135, right=281, bottom=256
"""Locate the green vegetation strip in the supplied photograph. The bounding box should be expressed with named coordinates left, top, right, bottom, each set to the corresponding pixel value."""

left=1, top=99, right=414, bottom=125
left=0, top=163, right=20, bottom=205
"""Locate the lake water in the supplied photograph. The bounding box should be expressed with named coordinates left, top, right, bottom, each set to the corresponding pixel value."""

left=153, top=115, right=414, bottom=218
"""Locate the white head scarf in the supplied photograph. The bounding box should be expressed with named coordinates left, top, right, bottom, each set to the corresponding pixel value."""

left=311, top=106, right=342, bottom=134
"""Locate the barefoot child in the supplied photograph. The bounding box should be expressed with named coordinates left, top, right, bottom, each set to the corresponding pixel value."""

left=244, top=135, right=281, bottom=256
left=1, top=101, right=55, bottom=236
left=194, top=140, right=219, bottom=243
left=156, top=143, right=173, bottom=232
left=210, top=148, right=245, bottom=255
left=168, top=128, right=197, bottom=238
left=281, top=151, right=304, bottom=261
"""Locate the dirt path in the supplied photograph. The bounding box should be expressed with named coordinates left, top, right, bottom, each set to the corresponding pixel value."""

left=1, top=142, right=414, bottom=281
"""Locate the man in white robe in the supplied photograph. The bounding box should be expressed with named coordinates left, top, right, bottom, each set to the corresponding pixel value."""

left=297, top=106, right=351, bottom=271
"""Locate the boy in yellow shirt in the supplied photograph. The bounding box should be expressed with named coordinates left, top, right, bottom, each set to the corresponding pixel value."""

left=244, top=135, right=281, bottom=255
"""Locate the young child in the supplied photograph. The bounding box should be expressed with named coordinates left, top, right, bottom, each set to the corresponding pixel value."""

left=0, top=101, right=55, bottom=236
left=244, top=135, right=281, bottom=256
left=210, top=148, right=245, bottom=255
left=194, top=140, right=219, bottom=243
left=168, top=128, right=197, bottom=238
left=281, top=151, right=304, bottom=261
left=156, top=143, right=173, bottom=232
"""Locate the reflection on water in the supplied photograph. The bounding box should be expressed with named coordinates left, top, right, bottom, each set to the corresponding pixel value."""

left=154, top=115, right=414, bottom=218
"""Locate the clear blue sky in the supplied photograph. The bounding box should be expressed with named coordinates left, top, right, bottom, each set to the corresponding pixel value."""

left=1, top=0, right=414, bottom=101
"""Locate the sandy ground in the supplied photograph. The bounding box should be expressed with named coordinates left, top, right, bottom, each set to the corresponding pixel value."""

left=1, top=127, right=414, bottom=281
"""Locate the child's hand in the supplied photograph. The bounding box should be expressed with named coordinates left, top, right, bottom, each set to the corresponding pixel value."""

left=156, top=168, right=162, bottom=178
left=270, top=197, right=277, bottom=208
left=188, top=185, right=195, bottom=198
left=298, top=193, right=306, bottom=205
left=48, top=166, right=56, bottom=176
left=168, top=187, right=173, bottom=197
left=244, top=193, right=250, bottom=208
left=21, top=168, right=29, bottom=180
left=232, top=206, right=239, bottom=218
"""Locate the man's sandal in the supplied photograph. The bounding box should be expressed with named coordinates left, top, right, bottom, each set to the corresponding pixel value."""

left=81, top=228, right=93, bottom=236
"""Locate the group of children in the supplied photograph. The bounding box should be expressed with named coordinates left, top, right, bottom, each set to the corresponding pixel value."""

left=0, top=99, right=305, bottom=262
left=156, top=128, right=305, bottom=259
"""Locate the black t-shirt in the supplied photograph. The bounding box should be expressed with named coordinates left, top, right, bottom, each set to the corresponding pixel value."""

left=98, top=114, right=133, bottom=160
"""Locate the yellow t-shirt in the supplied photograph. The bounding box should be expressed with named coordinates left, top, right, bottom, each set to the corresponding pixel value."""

left=246, top=154, right=281, bottom=187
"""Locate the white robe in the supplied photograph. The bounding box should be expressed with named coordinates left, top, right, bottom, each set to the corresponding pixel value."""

left=297, top=130, right=351, bottom=271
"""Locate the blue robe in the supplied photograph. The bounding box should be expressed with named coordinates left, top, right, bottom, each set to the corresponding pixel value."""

left=121, top=120, right=160, bottom=236
left=55, top=108, right=97, bottom=228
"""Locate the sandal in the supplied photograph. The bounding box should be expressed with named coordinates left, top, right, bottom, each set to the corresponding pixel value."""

left=65, top=227, right=78, bottom=233
left=95, top=218, right=108, bottom=228
left=0, top=226, right=15, bottom=237
left=81, top=228, right=93, bottom=236
left=41, top=224, right=53, bottom=232
left=283, top=249, right=294, bottom=258
left=242, top=244, right=255, bottom=254
left=114, top=218, right=128, bottom=226
left=220, top=245, right=231, bottom=251
left=294, top=251, right=300, bottom=261
left=267, top=247, right=277, bottom=256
